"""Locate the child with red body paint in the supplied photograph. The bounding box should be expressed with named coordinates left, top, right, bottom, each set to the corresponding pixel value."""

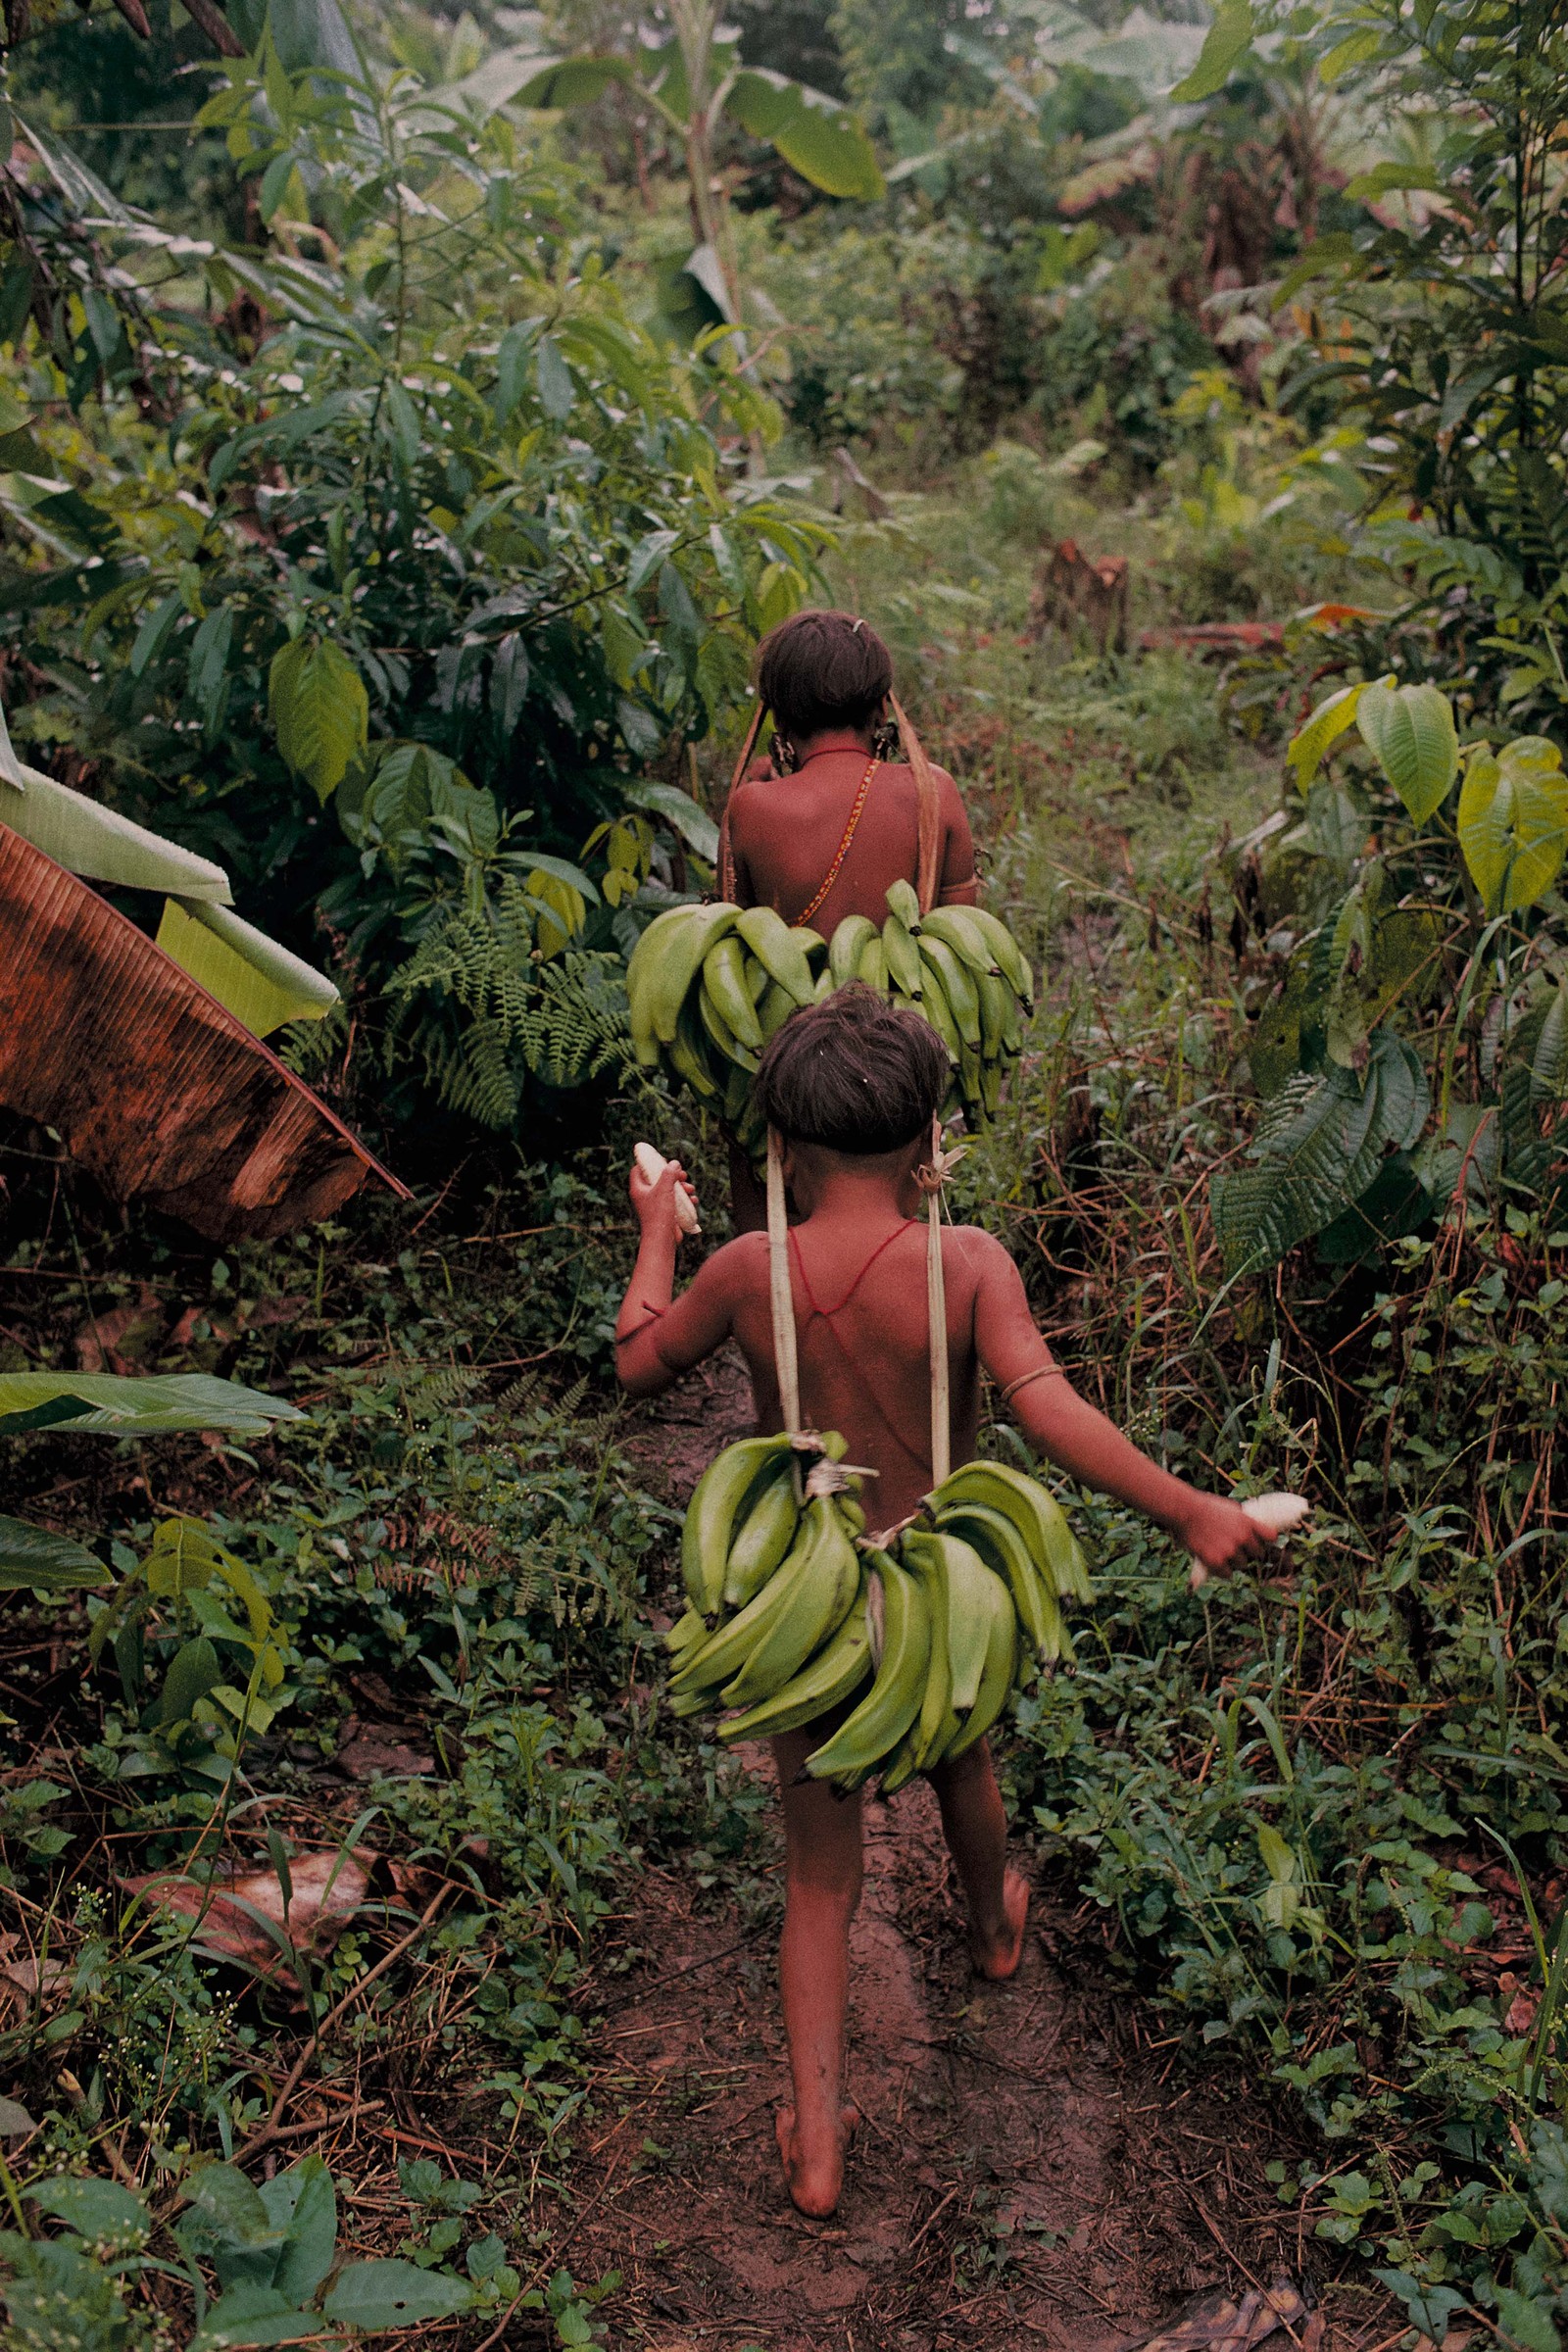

left=615, top=991, right=1268, bottom=2219
left=716, top=610, right=978, bottom=1230
left=719, top=608, right=978, bottom=932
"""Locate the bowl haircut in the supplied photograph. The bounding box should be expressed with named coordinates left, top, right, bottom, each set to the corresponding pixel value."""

left=757, top=609, right=895, bottom=746
left=754, top=985, right=950, bottom=1157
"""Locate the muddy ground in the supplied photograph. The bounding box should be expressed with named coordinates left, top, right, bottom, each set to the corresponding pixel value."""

left=559, top=1351, right=1401, bottom=2352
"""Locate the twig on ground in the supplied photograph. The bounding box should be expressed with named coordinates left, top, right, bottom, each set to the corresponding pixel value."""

left=236, top=1883, right=456, bottom=2161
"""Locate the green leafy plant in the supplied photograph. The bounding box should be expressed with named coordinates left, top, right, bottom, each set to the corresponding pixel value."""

left=0, top=17, right=824, bottom=1134
left=0, top=2155, right=514, bottom=2347
left=519, top=0, right=884, bottom=330
left=0, top=1373, right=301, bottom=1593
left=1215, top=676, right=1568, bottom=1273
left=88, top=1518, right=291, bottom=1786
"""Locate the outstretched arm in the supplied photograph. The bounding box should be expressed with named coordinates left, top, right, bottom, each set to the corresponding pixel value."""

left=615, top=1155, right=737, bottom=1398
left=969, top=1237, right=1268, bottom=1577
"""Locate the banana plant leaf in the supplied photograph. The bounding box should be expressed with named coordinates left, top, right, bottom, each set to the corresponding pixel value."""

left=0, top=1515, right=107, bottom=1592
left=0, top=822, right=407, bottom=1240
left=0, top=1371, right=303, bottom=1439
left=156, top=898, right=339, bottom=1038
left=0, top=760, right=230, bottom=900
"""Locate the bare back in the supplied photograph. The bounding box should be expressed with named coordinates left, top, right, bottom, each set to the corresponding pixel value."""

left=650, top=1215, right=1004, bottom=1529
left=725, top=752, right=976, bottom=933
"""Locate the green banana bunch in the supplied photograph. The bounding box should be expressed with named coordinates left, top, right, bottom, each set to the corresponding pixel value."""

left=624, top=886, right=1034, bottom=1143
left=720, top=1580, right=872, bottom=1741
left=831, top=886, right=1034, bottom=1130
left=805, top=1549, right=929, bottom=1790
left=680, top=1432, right=796, bottom=1619
left=930, top=1460, right=1092, bottom=1606
left=625, top=899, right=829, bottom=1118
left=668, top=1433, right=1090, bottom=1794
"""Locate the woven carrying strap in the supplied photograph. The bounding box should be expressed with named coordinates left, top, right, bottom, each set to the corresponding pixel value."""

left=766, top=1127, right=802, bottom=1436
left=717, top=701, right=764, bottom=904
left=766, top=1118, right=957, bottom=1484
left=891, top=693, right=942, bottom=916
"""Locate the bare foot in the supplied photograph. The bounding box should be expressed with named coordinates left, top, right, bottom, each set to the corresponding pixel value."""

left=970, top=1867, right=1030, bottom=1982
left=775, top=2102, right=859, bottom=2218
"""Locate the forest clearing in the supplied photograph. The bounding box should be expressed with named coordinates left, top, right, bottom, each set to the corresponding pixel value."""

left=3, top=0, right=1568, bottom=2346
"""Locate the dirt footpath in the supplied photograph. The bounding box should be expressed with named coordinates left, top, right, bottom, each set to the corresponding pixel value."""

left=568, top=1353, right=1391, bottom=2351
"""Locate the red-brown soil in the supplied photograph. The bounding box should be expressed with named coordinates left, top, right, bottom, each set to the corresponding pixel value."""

left=565, top=1352, right=1396, bottom=2351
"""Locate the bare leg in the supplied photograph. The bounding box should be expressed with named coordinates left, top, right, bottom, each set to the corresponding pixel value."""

left=928, top=1739, right=1028, bottom=1981
left=771, top=1726, right=863, bottom=2216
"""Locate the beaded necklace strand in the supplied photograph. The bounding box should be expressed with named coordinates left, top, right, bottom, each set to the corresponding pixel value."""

left=792, top=755, right=879, bottom=931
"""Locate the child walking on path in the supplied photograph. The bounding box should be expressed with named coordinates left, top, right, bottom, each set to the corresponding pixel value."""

left=717, top=607, right=979, bottom=1231
left=615, top=991, right=1268, bottom=2220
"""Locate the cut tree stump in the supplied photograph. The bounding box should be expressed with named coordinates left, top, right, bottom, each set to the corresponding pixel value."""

left=1028, top=538, right=1130, bottom=655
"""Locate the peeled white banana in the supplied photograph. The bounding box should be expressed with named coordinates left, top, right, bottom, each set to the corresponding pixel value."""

left=633, top=1141, right=701, bottom=1235
left=1189, top=1492, right=1309, bottom=1591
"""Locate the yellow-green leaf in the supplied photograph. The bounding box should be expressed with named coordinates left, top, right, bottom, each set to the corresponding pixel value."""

left=1319, top=25, right=1383, bottom=80
left=1286, top=676, right=1390, bottom=787
left=1171, top=0, right=1254, bottom=102
left=1355, top=680, right=1458, bottom=822
left=157, top=899, right=339, bottom=1038
left=1458, top=738, right=1568, bottom=914
left=269, top=638, right=368, bottom=804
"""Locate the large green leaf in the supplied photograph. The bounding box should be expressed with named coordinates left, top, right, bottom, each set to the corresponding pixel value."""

left=514, top=53, right=639, bottom=109
left=269, top=639, right=368, bottom=805
left=1213, top=1029, right=1430, bottom=1273
left=0, top=1372, right=304, bottom=1440
left=1170, top=0, right=1254, bottom=101
left=1533, top=982, right=1568, bottom=1102
left=1458, top=737, right=1568, bottom=913
left=1314, top=1152, right=1432, bottom=1263
left=0, top=1516, right=107, bottom=1592
left=156, top=900, right=339, bottom=1038
left=264, top=2158, right=338, bottom=2305
left=26, top=2177, right=148, bottom=2244
left=727, top=72, right=884, bottom=201
left=1286, top=676, right=1389, bottom=788
left=0, top=758, right=230, bottom=900
left=620, top=777, right=719, bottom=861
left=1355, top=680, right=1458, bottom=822
left=320, top=2260, right=475, bottom=2328
left=191, top=2285, right=337, bottom=2350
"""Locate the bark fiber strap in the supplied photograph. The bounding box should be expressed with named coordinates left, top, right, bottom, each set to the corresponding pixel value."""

left=891, top=693, right=942, bottom=916
left=718, top=701, right=765, bottom=903
left=922, top=1113, right=952, bottom=1486
left=766, top=1126, right=802, bottom=1435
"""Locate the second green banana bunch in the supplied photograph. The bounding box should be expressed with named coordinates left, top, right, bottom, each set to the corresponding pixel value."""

left=665, top=1434, right=1090, bottom=1792
left=626, top=883, right=1033, bottom=1147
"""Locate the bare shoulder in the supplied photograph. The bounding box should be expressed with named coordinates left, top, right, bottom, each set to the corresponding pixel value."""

left=727, top=774, right=780, bottom=831
left=944, top=1223, right=1017, bottom=1285
left=699, top=1229, right=770, bottom=1294
left=933, top=762, right=968, bottom=814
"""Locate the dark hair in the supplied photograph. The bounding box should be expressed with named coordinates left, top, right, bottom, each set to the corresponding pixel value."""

left=756, top=608, right=895, bottom=746
left=753, top=985, right=950, bottom=1155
